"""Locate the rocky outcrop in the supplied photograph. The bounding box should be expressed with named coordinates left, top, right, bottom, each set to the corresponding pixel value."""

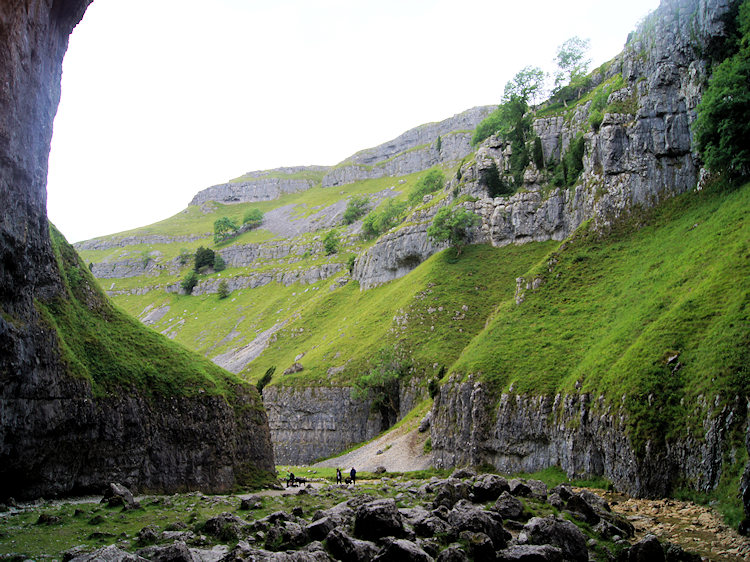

left=322, top=107, right=494, bottom=187
left=430, top=376, right=749, bottom=499
left=189, top=166, right=329, bottom=206
left=0, top=0, right=275, bottom=499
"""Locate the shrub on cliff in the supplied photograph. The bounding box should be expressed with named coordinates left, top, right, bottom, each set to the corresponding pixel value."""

left=181, top=271, right=198, bottom=295
left=324, top=229, right=340, bottom=255
left=343, top=195, right=370, bottom=224
left=408, top=168, right=446, bottom=205
left=361, top=199, right=407, bottom=240
left=427, top=206, right=481, bottom=256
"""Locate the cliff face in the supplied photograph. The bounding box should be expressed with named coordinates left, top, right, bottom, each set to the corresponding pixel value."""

left=431, top=377, right=748, bottom=499
left=352, top=0, right=732, bottom=291
left=0, top=0, right=275, bottom=499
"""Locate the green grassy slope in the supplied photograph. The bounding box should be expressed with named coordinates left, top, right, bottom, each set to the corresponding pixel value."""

left=451, top=181, right=749, bottom=447
left=41, top=225, right=251, bottom=400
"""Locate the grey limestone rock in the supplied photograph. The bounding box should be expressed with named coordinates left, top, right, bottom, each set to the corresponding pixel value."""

left=325, top=527, right=379, bottom=562
left=372, top=538, right=434, bottom=562
left=522, top=517, right=588, bottom=562
left=354, top=498, right=405, bottom=540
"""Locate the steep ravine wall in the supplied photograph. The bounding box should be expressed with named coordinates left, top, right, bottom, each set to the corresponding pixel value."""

left=431, top=376, right=749, bottom=499
left=0, top=0, right=275, bottom=499
left=264, top=381, right=424, bottom=464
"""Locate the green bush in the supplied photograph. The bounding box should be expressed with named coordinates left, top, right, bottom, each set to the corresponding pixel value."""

left=217, top=280, right=230, bottom=299
left=564, top=134, right=585, bottom=185
left=588, top=109, right=604, bottom=132
left=214, top=216, right=239, bottom=244
left=213, top=254, right=226, bottom=272
left=408, top=168, right=446, bottom=205
left=324, top=230, right=340, bottom=255
left=427, top=206, right=481, bottom=256
left=193, top=246, right=215, bottom=272
left=346, top=254, right=357, bottom=274
left=343, top=195, right=370, bottom=224
left=532, top=136, right=544, bottom=169
left=242, top=208, right=264, bottom=229
left=482, top=161, right=511, bottom=198
left=181, top=271, right=198, bottom=295
left=361, top=199, right=407, bottom=240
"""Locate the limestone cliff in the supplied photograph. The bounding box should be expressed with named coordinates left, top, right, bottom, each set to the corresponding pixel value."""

left=352, top=0, right=731, bottom=291
left=0, top=0, right=275, bottom=499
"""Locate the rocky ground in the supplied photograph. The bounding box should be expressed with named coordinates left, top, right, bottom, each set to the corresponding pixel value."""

left=4, top=470, right=747, bottom=561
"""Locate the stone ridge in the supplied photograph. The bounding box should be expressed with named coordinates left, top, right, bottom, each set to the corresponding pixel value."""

left=321, top=106, right=495, bottom=187
left=189, top=165, right=330, bottom=206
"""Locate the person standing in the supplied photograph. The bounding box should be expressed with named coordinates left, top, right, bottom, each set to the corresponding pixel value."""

left=350, top=467, right=356, bottom=485
left=336, top=468, right=342, bottom=485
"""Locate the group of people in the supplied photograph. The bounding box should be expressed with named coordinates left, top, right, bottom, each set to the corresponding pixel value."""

left=286, top=467, right=357, bottom=488
left=335, top=467, right=357, bottom=485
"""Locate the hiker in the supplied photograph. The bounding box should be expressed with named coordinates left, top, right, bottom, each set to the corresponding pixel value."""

left=287, top=472, right=295, bottom=488
left=350, top=467, right=356, bottom=485
left=336, top=468, right=342, bottom=485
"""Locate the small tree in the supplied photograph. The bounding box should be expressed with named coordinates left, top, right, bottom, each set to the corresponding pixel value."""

left=213, top=253, right=226, bottom=272
left=181, top=270, right=198, bottom=294
left=427, top=206, right=480, bottom=256
left=436, top=135, right=442, bottom=153
left=482, top=161, right=511, bottom=198
left=194, top=246, right=215, bottom=271
left=242, top=208, right=264, bottom=229
left=214, top=216, right=239, bottom=244
left=256, top=366, right=276, bottom=394
left=343, top=195, right=370, bottom=224
left=217, top=279, right=230, bottom=299
left=324, top=229, right=340, bottom=255
left=503, top=65, right=546, bottom=105
left=532, top=137, right=544, bottom=169
left=554, top=36, right=591, bottom=88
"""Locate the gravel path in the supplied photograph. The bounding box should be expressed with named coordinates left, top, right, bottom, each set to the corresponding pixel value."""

left=314, top=425, right=432, bottom=473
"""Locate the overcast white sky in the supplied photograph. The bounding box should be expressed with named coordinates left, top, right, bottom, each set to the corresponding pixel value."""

left=47, top=0, right=661, bottom=243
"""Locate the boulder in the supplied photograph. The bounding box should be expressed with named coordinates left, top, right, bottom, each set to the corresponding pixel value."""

left=203, top=512, right=250, bottom=541
left=102, top=482, right=137, bottom=508
left=307, top=516, right=336, bottom=542
left=265, top=520, right=309, bottom=551
left=525, top=480, right=548, bottom=500
left=628, top=534, right=665, bottom=562
left=493, top=491, right=525, bottom=521
left=436, top=545, right=470, bottom=562
left=135, top=541, right=192, bottom=562
left=354, top=499, right=404, bottom=540
left=522, top=517, right=588, bottom=562
left=472, top=474, right=510, bottom=503
left=434, top=479, right=471, bottom=509
left=239, top=494, right=262, bottom=510
left=508, top=479, right=533, bottom=498
left=565, top=494, right=600, bottom=525
left=450, top=468, right=477, bottom=480
left=325, top=527, right=379, bottom=562
left=496, top=544, right=564, bottom=561
left=458, top=531, right=496, bottom=561
left=448, top=501, right=507, bottom=549
left=372, top=538, right=434, bottom=562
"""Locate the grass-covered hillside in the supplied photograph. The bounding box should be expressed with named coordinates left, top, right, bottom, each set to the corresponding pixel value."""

left=44, top=225, right=251, bottom=400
